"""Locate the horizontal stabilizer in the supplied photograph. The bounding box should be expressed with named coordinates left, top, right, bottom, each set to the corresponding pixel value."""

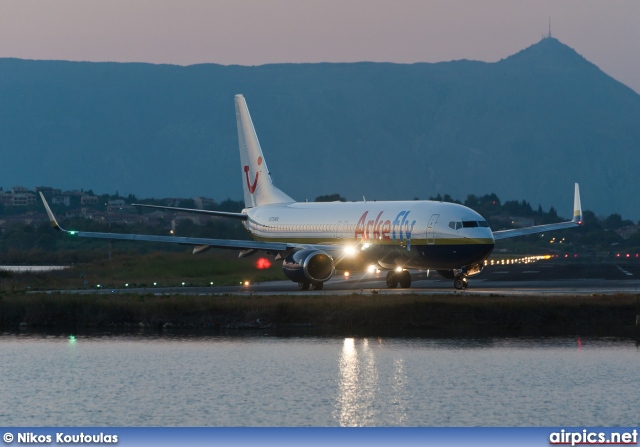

left=132, top=203, right=248, bottom=221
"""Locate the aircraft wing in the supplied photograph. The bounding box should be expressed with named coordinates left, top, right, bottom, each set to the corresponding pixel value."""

left=492, top=183, right=582, bottom=241
left=40, top=192, right=285, bottom=252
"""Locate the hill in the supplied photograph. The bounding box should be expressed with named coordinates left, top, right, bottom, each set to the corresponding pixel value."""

left=1, top=37, right=639, bottom=219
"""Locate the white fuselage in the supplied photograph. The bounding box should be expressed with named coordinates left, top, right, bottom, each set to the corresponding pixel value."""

left=243, top=200, right=495, bottom=270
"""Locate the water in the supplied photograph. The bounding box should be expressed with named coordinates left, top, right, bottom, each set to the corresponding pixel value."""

left=0, top=334, right=638, bottom=426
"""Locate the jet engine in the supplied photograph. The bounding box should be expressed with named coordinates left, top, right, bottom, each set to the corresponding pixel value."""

left=282, top=249, right=335, bottom=284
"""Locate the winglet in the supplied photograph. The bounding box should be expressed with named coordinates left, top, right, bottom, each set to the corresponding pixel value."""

left=39, top=192, right=64, bottom=231
left=572, top=183, right=582, bottom=224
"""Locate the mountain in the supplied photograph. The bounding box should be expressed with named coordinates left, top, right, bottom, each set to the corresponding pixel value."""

left=1, top=37, right=639, bottom=219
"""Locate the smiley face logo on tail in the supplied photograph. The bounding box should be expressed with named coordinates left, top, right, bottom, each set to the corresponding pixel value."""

left=243, top=157, right=262, bottom=194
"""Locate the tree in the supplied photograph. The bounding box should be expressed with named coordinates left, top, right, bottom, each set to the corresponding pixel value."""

left=315, top=194, right=346, bottom=202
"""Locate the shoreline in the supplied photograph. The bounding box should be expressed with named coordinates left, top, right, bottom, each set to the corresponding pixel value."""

left=1, top=292, right=639, bottom=337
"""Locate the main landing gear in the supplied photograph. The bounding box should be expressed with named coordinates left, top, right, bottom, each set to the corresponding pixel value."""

left=453, top=276, right=468, bottom=290
left=298, top=281, right=324, bottom=291
left=386, top=270, right=411, bottom=289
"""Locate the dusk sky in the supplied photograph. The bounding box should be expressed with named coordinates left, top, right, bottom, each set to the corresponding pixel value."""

left=1, top=0, right=639, bottom=93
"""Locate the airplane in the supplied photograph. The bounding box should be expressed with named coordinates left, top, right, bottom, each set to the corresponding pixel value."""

left=40, top=94, right=583, bottom=291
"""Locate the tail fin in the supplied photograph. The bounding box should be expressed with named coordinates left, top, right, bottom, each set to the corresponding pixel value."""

left=235, top=95, right=293, bottom=208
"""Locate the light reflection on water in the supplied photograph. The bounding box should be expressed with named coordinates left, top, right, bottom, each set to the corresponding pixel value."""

left=0, top=334, right=638, bottom=426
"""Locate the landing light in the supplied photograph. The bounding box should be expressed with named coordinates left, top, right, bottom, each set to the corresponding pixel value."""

left=344, top=271, right=350, bottom=278
left=367, top=265, right=376, bottom=274
left=395, top=267, right=403, bottom=273
left=343, top=246, right=357, bottom=256
left=244, top=281, right=250, bottom=286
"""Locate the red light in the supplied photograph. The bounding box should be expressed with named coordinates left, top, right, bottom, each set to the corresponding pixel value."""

left=574, top=254, right=578, bottom=258
left=626, top=254, right=630, bottom=258
left=564, top=254, right=568, bottom=258
left=616, top=254, right=620, bottom=257
left=256, top=258, right=271, bottom=269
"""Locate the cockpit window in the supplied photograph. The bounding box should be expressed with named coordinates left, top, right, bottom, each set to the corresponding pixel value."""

left=478, top=221, right=489, bottom=228
left=462, top=221, right=478, bottom=228
left=449, top=221, right=463, bottom=230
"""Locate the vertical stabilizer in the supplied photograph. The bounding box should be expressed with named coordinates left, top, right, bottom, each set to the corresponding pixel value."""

left=235, top=95, right=294, bottom=208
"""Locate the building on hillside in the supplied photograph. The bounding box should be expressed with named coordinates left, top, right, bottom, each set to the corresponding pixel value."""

left=34, top=186, right=62, bottom=199
left=52, top=195, right=71, bottom=206
left=0, top=187, right=38, bottom=206
left=81, top=195, right=99, bottom=205
left=616, top=225, right=639, bottom=240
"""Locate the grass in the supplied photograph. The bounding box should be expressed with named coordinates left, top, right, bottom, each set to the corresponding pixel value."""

left=1, top=291, right=638, bottom=336
left=0, top=250, right=286, bottom=292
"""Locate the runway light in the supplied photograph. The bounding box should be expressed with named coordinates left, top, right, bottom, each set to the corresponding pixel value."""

left=96, top=284, right=101, bottom=288
left=125, top=283, right=129, bottom=287
left=153, top=282, right=157, bottom=286
left=182, top=282, right=185, bottom=286
left=210, top=281, right=214, bottom=285
left=256, top=257, right=271, bottom=269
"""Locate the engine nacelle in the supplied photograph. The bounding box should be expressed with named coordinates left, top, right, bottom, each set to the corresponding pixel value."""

left=282, top=249, right=335, bottom=283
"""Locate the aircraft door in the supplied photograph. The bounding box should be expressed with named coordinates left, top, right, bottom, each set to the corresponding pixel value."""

left=427, top=214, right=439, bottom=245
